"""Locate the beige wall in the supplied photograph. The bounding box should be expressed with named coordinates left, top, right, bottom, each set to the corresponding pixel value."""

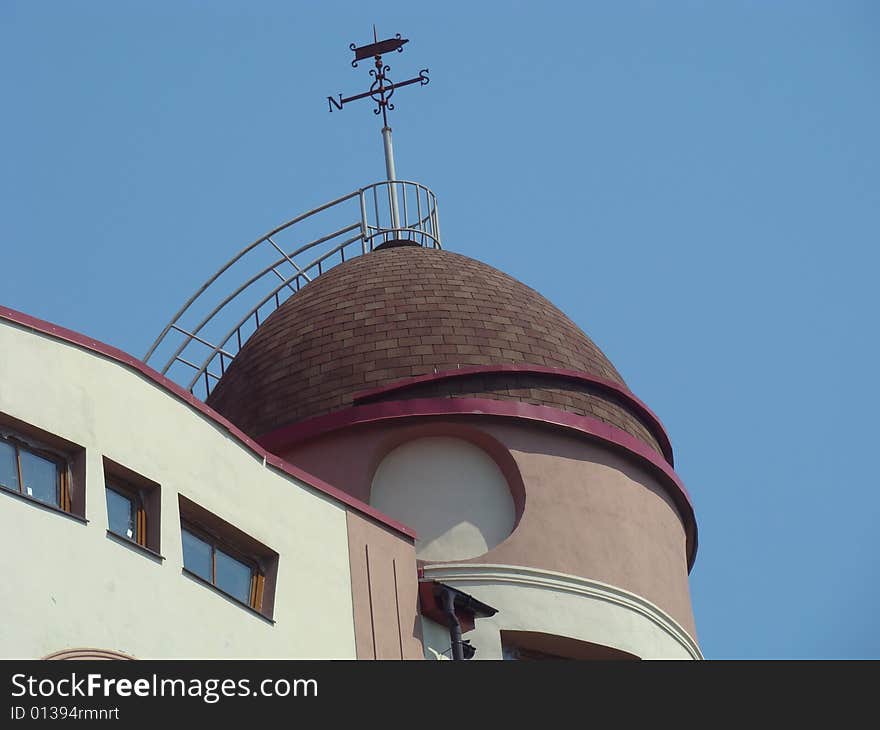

left=478, top=423, right=697, bottom=639
left=282, top=418, right=697, bottom=639
left=346, top=512, right=424, bottom=659
left=371, top=436, right=515, bottom=561
left=0, top=320, right=362, bottom=659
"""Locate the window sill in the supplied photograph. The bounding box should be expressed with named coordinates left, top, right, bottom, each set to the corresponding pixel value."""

left=0, top=483, right=87, bottom=524
left=181, top=567, right=275, bottom=625
left=105, top=530, right=164, bottom=562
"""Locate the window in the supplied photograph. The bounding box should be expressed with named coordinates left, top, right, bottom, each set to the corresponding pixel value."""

left=106, top=487, right=138, bottom=541
left=181, top=526, right=263, bottom=608
left=178, top=495, right=278, bottom=619
left=500, top=630, right=639, bottom=660
left=102, top=457, right=161, bottom=554
left=0, top=433, right=71, bottom=511
left=0, top=415, right=85, bottom=518
left=502, top=645, right=570, bottom=661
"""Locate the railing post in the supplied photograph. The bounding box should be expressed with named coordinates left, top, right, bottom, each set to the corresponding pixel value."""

left=415, top=186, right=424, bottom=246
left=431, top=198, right=441, bottom=248
left=359, top=189, right=369, bottom=254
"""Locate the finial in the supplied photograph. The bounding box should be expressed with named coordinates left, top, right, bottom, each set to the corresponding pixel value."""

left=326, top=30, right=430, bottom=235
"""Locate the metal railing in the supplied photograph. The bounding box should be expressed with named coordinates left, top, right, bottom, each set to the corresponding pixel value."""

left=143, top=180, right=441, bottom=399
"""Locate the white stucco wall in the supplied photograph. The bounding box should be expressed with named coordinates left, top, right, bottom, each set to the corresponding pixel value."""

left=0, top=320, right=357, bottom=659
left=370, top=436, right=515, bottom=561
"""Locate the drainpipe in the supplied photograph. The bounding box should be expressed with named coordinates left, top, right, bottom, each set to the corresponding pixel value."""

left=421, top=579, right=497, bottom=660
left=439, top=586, right=465, bottom=661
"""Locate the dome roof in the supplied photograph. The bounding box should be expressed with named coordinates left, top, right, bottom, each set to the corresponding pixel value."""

left=207, top=246, right=666, bottom=456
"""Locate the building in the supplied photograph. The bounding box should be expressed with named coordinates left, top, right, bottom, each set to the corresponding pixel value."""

left=0, top=174, right=699, bottom=659
left=0, top=38, right=699, bottom=657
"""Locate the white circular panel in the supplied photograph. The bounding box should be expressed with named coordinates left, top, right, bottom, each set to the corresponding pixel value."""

left=370, top=437, right=515, bottom=561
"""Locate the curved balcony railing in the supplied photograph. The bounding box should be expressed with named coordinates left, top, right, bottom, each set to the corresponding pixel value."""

left=143, top=180, right=441, bottom=399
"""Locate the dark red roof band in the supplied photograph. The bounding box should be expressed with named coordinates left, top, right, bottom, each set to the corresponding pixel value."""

left=258, top=397, right=698, bottom=571
left=0, top=305, right=417, bottom=540
left=352, top=365, right=675, bottom=466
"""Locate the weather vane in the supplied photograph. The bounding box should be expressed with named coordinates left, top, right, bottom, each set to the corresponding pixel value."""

left=327, top=27, right=429, bottom=233
left=327, top=26, right=429, bottom=124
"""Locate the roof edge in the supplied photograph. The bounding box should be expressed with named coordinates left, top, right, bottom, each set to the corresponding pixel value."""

left=0, top=304, right=417, bottom=541
left=352, top=364, right=674, bottom=466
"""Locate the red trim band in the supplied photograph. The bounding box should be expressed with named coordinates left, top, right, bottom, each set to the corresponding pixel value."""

left=353, top=364, right=675, bottom=466
left=258, top=397, right=697, bottom=570
left=0, top=305, right=417, bottom=540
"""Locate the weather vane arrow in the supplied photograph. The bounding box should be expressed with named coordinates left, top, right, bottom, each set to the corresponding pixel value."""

left=326, top=27, right=429, bottom=234
left=326, top=27, right=429, bottom=125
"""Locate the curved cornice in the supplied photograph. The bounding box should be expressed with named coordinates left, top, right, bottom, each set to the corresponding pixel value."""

left=42, top=647, right=136, bottom=660
left=422, top=563, right=702, bottom=660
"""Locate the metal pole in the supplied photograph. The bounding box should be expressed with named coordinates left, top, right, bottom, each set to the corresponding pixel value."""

left=382, top=125, right=401, bottom=233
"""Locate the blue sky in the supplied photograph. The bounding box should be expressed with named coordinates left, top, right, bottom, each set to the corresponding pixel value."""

left=2, top=2, right=878, bottom=658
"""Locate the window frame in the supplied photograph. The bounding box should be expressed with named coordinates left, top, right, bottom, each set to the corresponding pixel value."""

left=0, top=432, right=72, bottom=512
left=181, top=520, right=266, bottom=612
left=105, top=480, right=146, bottom=547
left=178, top=495, right=277, bottom=620
left=102, top=457, right=162, bottom=557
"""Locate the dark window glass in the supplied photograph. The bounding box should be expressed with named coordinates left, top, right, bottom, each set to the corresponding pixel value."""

left=182, top=529, right=212, bottom=582
left=215, top=549, right=252, bottom=604
left=0, top=440, right=19, bottom=491
left=501, top=645, right=568, bottom=660
left=106, top=487, right=135, bottom=540
left=19, top=449, right=59, bottom=506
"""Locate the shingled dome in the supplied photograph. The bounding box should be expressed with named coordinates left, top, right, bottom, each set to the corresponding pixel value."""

left=207, top=246, right=669, bottom=458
